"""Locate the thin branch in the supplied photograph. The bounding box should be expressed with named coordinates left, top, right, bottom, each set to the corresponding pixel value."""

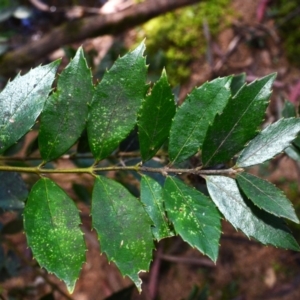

left=0, top=0, right=200, bottom=76
left=0, top=164, right=244, bottom=177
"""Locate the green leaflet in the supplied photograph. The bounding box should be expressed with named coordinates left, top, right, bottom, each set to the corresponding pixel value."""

left=163, top=177, right=221, bottom=262
left=230, top=73, right=246, bottom=96
left=202, top=74, right=276, bottom=167
left=39, top=47, right=93, bottom=161
left=0, top=60, right=60, bottom=154
left=237, top=172, right=299, bottom=223
left=92, top=176, right=154, bottom=291
left=140, top=175, right=174, bottom=240
left=169, top=76, right=232, bottom=164
left=237, top=118, right=300, bottom=167
left=206, top=175, right=300, bottom=251
left=138, top=69, right=175, bottom=161
left=87, top=42, right=148, bottom=161
left=23, top=178, right=86, bottom=293
left=0, top=172, right=27, bottom=210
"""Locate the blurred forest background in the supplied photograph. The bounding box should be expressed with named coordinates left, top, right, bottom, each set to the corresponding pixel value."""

left=1, top=0, right=300, bottom=299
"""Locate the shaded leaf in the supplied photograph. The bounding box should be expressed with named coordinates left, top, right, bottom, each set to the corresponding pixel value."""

left=237, top=118, right=300, bottom=167
left=140, top=175, right=174, bottom=240
left=206, top=175, right=299, bottom=251
left=24, top=178, right=86, bottom=293
left=285, top=144, right=300, bottom=161
left=92, top=176, right=154, bottom=291
left=230, top=73, right=246, bottom=96
left=0, top=60, right=60, bottom=154
left=237, top=172, right=299, bottom=223
left=87, top=42, right=147, bottom=161
left=169, top=76, right=232, bottom=163
left=282, top=100, right=296, bottom=118
left=202, top=74, right=276, bottom=167
left=0, top=172, right=27, bottom=210
left=163, top=177, right=221, bottom=262
left=39, top=47, right=93, bottom=161
left=138, top=69, right=175, bottom=161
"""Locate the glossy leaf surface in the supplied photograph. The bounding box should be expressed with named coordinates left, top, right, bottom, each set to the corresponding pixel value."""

left=202, top=74, right=276, bottom=167
left=237, top=172, right=299, bottom=223
left=237, top=118, right=300, bottom=167
left=87, top=42, right=147, bottom=161
left=0, top=60, right=60, bottom=154
left=39, top=47, right=93, bottom=161
left=169, top=76, right=232, bottom=163
left=206, top=175, right=299, bottom=251
left=24, top=178, right=86, bottom=293
left=92, top=176, right=154, bottom=291
left=138, top=70, right=175, bottom=161
left=140, top=175, right=174, bottom=240
left=163, top=177, right=221, bottom=262
left=0, top=172, right=27, bottom=210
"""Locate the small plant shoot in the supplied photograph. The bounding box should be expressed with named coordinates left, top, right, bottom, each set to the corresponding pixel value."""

left=1, top=42, right=300, bottom=293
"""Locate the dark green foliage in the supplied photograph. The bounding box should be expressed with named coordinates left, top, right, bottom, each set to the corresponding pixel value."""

left=164, top=177, right=221, bottom=262
left=24, top=178, right=86, bottom=292
left=202, top=74, right=276, bottom=166
left=39, top=47, right=93, bottom=161
left=92, top=176, right=154, bottom=291
left=169, top=76, right=232, bottom=164
left=0, top=43, right=300, bottom=292
left=87, top=42, right=148, bottom=161
left=138, top=70, right=175, bottom=161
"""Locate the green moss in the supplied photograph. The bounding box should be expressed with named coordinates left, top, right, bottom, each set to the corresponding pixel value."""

left=272, top=1, right=300, bottom=66
left=136, top=0, right=232, bottom=85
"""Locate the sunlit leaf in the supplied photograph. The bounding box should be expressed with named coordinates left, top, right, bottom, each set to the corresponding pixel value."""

left=0, top=60, right=60, bottom=154
left=163, top=177, right=221, bottom=262
left=24, top=178, right=86, bottom=293
left=206, top=175, right=299, bottom=251
left=169, top=76, right=232, bottom=163
left=202, top=74, right=276, bottom=166
left=87, top=42, right=147, bottom=161
left=237, top=172, right=299, bottom=223
left=92, top=176, right=154, bottom=291
left=138, top=69, right=175, bottom=161
left=39, top=47, right=93, bottom=161
left=140, top=175, right=174, bottom=240
left=237, top=118, right=300, bottom=167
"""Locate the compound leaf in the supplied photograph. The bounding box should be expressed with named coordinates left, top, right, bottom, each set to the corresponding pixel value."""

left=237, top=118, right=300, bottom=167
left=87, top=42, right=147, bottom=161
left=0, top=172, right=27, bottom=210
left=202, top=74, right=276, bottom=167
left=39, top=47, right=93, bottom=161
left=237, top=172, right=299, bottom=223
left=138, top=69, right=175, bottom=161
left=23, top=178, right=86, bottom=293
left=92, top=176, right=154, bottom=291
left=0, top=60, right=60, bottom=154
left=163, top=177, right=221, bottom=262
left=206, top=175, right=299, bottom=251
left=140, top=175, right=174, bottom=240
left=169, top=76, right=232, bottom=164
